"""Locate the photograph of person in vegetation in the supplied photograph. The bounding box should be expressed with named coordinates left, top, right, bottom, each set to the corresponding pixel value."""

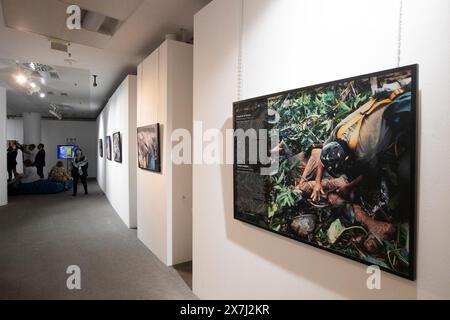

left=234, top=66, right=416, bottom=279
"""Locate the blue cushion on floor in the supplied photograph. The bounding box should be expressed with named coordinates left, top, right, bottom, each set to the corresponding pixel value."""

left=16, top=180, right=70, bottom=194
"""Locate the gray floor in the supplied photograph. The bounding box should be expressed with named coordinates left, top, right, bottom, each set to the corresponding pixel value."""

left=0, top=180, right=196, bottom=300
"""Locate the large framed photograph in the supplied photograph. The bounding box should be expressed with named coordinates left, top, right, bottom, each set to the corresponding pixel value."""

left=99, top=139, right=103, bottom=158
left=113, top=132, right=122, bottom=163
left=233, top=65, right=418, bottom=280
left=106, top=136, right=112, bottom=161
left=137, top=123, right=161, bottom=172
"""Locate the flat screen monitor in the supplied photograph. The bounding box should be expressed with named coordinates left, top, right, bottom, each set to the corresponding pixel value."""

left=57, top=145, right=76, bottom=159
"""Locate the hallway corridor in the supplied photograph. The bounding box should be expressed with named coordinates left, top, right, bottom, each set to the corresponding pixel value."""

left=0, top=181, right=195, bottom=300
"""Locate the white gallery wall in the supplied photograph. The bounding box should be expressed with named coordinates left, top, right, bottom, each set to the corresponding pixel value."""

left=193, top=0, right=450, bottom=299
left=97, top=75, right=137, bottom=229
left=6, top=118, right=97, bottom=178
left=0, top=87, right=7, bottom=206
left=137, top=40, right=193, bottom=266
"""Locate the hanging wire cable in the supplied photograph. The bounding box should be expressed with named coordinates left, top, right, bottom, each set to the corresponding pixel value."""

left=397, top=0, right=403, bottom=67
left=237, top=0, right=244, bottom=101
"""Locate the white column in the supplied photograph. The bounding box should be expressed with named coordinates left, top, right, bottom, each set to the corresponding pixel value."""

left=22, top=112, right=41, bottom=145
left=0, top=87, right=7, bottom=206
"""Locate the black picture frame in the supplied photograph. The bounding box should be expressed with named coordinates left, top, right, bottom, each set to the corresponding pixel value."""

left=233, top=65, right=418, bottom=280
left=99, top=139, right=103, bottom=158
left=137, top=123, right=161, bottom=172
left=106, top=136, right=112, bottom=161
left=113, top=132, right=122, bottom=163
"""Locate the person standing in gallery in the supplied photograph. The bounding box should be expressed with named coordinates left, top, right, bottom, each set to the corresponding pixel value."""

left=71, top=148, right=89, bottom=196
left=34, top=144, right=46, bottom=179
left=7, top=142, right=18, bottom=182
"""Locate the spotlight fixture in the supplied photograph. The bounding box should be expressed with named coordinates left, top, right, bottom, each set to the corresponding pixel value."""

left=26, top=82, right=41, bottom=96
left=93, top=75, right=98, bottom=87
left=15, top=74, right=27, bottom=85
left=39, top=93, right=46, bottom=98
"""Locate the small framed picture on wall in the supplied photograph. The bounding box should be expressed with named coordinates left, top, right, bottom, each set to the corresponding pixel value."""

left=137, top=123, right=161, bottom=172
left=106, top=136, right=112, bottom=161
left=113, top=132, right=122, bottom=163
left=99, top=139, right=103, bottom=158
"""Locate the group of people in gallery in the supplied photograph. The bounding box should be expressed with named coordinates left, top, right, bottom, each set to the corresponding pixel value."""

left=6, top=141, right=89, bottom=196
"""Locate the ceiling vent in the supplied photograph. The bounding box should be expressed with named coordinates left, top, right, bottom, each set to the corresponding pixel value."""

left=50, top=41, right=68, bottom=53
left=81, top=9, right=121, bottom=36
left=1, top=0, right=143, bottom=49
left=19, top=62, right=60, bottom=80
left=49, top=72, right=60, bottom=80
left=32, top=63, right=53, bottom=72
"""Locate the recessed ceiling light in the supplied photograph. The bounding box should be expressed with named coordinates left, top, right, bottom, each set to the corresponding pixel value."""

left=39, top=93, right=45, bottom=98
left=15, top=74, right=27, bottom=85
left=30, top=82, right=36, bottom=88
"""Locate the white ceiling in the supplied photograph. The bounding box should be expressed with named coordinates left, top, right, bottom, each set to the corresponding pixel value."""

left=0, top=0, right=211, bottom=119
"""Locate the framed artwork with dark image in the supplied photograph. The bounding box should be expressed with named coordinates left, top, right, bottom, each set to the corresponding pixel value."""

left=106, top=136, right=112, bottom=161
left=137, top=123, right=161, bottom=172
left=233, top=65, right=418, bottom=280
left=113, top=132, right=122, bottom=163
left=99, top=139, right=103, bottom=158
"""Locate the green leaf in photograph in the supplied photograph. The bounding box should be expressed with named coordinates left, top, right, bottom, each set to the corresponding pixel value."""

left=327, top=219, right=345, bottom=244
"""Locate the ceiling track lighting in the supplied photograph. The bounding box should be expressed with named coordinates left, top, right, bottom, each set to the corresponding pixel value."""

left=15, top=73, right=27, bottom=85
left=49, top=104, right=62, bottom=120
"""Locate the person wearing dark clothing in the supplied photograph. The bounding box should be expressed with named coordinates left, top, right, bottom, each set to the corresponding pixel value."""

left=34, top=144, right=46, bottom=179
left=71, top=148, right=88, bottom=196
left=7, top=142, right=18, bottom=182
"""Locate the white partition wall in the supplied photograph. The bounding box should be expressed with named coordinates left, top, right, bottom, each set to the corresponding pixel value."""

left=97, top=75, right=137, bottom=228
left=137, top=40, right=193, bottom=266
left=193, top=0, right=450, bottom=299
left=0, top=87, right=7, bottom=206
